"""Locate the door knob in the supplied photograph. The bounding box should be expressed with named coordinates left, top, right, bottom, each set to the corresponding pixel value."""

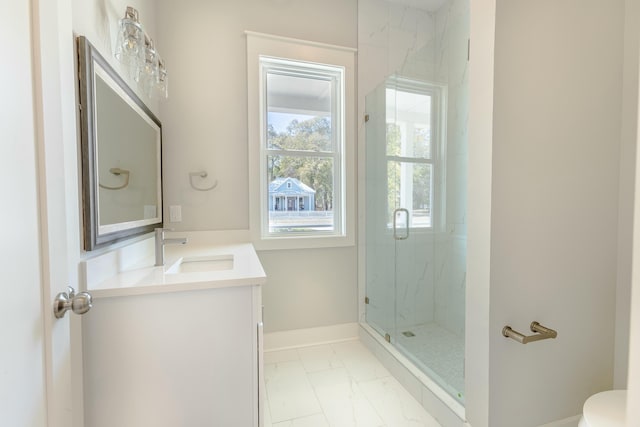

left=53, top=286, right=93, bottom=319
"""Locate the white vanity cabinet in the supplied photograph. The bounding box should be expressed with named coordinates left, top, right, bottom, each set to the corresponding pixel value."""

left=81, top=244, right=265, bottom=427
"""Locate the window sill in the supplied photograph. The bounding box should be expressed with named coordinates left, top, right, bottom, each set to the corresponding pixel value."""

left=252, top=233, right=355, bottom=251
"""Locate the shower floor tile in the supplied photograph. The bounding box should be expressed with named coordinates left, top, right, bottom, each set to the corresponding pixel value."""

left=393, top=323, right=465, bottom=400
left=264, top=340, right=441, bottom=427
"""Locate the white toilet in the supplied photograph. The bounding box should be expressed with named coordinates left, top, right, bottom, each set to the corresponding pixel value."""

left=578, top=390, right=627, bottom=427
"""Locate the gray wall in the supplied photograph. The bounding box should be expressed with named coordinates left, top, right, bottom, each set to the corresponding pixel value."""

left=73, top=0, right=159, bottom=116
left=614, top=0, right=640, bottom=389
left=156, top=0, right=358, bottom=332
left=488, top=0, right=624, bottom=425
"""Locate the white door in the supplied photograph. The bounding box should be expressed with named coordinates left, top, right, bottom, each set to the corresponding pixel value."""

left=1, top=0, right=80, bottom=426
left=0, top=0, right=48, bottom=424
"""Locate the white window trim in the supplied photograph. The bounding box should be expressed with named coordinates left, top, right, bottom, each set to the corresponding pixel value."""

left=246, top=31, right=356, bottom=250
left=385, top=76, right=448, bottom=234
left=260, top=57, right=344, bottom=239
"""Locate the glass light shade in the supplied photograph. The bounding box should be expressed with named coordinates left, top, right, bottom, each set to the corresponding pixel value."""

left=134, top=39, right=158, bottom=86
left=113, top=7, right=168, bottom=100
left=151, top=59, right=168, bottom=98
left=114, top=18, right=143, bottom=65
left=142, top=66, right=168, bottom=99
left=157, top=72, right=168, bottom=99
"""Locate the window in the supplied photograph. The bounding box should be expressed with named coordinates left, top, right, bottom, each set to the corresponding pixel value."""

left=262, top=57, right=343, bottom=235
left=385, top=77, right=444, bottom=230
left=247, top=32, right=355, bottom=250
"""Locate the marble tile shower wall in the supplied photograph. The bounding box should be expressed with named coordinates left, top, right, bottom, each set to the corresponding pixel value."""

left=358, top=0, right=436, bottom=99
left=394, top=235, right=437, bottom=330
left=360, top=0, right=468, bottom=338
left=433, top=0, right=468, bottom=337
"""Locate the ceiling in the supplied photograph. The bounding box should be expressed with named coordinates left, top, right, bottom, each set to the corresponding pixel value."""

left=267, top=73, right=332, bottom=114
left=384, top=0, right=448, bottom=12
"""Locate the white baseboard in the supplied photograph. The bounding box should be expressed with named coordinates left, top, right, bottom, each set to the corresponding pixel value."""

left=264, top=322, right=359, bottom=351
left=537, top=415, right=581, bottom=427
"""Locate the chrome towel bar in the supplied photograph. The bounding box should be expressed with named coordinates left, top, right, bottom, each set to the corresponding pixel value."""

left=189, top=171, right=218, bottom=191
left=502, top=321, right=557, bottom=344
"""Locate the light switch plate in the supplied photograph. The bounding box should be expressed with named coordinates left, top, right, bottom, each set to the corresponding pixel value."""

left=169, top=205, right=182, bottom=222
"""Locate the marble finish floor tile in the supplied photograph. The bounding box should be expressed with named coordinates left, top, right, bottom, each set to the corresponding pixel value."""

left=265, top=348, right=301, bottom=365
left=358, top=376, right=441, bottom=427
left=265, top=360, right=322, bottom=423
left=331, top=340, right=391, bottom=382
left=272, top=413, right=329, bottom=427
left=308, top=367, right=384, bottom=427
left=297, top=344, right=344, bottom=373
left=263, top=339, right=441, bottom=427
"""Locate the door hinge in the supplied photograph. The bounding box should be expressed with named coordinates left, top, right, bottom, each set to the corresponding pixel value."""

left=365, top=114, right=370, bottom=123
left=385, top=333, right=391, bottom=343
left=467, top=38, right=470, bottom=61
left=365, top=296, right=370, bottom=304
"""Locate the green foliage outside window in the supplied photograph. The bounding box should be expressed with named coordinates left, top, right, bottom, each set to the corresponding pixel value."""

left=268, top=117, right=334, bottom=211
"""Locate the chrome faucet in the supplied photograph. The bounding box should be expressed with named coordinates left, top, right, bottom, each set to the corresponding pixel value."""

left=155, top=228, right=187, bottom=266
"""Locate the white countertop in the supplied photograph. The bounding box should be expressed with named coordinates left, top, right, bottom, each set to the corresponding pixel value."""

left=85, top=242, right=266, bottom=298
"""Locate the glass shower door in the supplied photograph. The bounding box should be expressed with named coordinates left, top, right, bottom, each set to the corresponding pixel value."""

left=365, top=74, right=466, bottom=403
left=365, top=77, right=437, bottom=343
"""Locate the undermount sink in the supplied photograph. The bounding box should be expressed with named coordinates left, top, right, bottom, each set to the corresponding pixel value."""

left=166, top=254, right=234, bottom=274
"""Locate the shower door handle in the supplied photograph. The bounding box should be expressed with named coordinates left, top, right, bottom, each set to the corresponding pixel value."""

left=393, top=208, right=409, bottom=240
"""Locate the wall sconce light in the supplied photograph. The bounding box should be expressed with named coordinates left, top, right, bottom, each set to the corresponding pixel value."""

left=114, top=6, right=168, bottom=99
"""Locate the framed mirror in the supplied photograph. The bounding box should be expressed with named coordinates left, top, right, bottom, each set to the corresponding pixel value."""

left=77, top=36, right=162, bottom=250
